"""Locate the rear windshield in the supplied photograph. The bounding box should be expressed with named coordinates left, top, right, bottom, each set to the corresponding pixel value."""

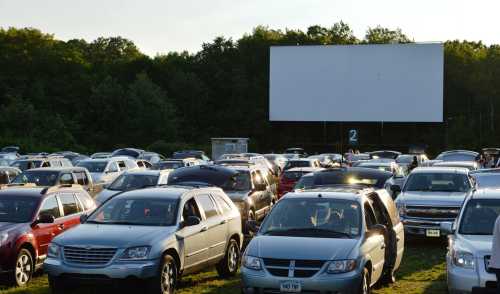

left=108, top=174, right=159, bottom=191
left=436, top=153, right=477, bottom=162
left=77, top=161, right=108, bottom=173
left=0, top=196, right=39, bottom=223
left=13, top=170, right=60, bottom=186
left=473, top=174, right=500, bottom=189
left=459, top=199, right=500, bottom=235
left=283, top=171, right=307, bottom=181
left=312, top=171, right=390, bottom=188
left=11, top=160, right=42, bottom=170
left=285, top=161, right=311, bottom=169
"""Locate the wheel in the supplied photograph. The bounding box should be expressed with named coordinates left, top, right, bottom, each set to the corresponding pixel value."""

left=381, top=267, right=396, bottom=284
left=148, top=254, right=177, bottom=294
left=216, top=239, right=240, bottom=278
left=358, top=267, right=371, bottom=294
left=13, top=249, right=33, bottom=287
left=48, top=275, right=67, bottom=294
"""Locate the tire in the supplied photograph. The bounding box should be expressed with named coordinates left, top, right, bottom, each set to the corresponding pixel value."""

left=216, top=239, right=240, bottom=278
left=48, top=275, right=67, bottom=294
left=358, top=267, right=371, bottom=294
left=13, top=249, right=34, bottom=287
left=148, top=254, right=177, bottom=294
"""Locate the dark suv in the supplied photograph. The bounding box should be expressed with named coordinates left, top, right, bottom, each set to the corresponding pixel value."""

left=11, top=167, right=96, bottom=197
left=0, top=185, right=95, bottom=286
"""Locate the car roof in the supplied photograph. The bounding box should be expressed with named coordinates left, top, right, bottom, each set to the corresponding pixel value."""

left=283, top=189, right=367, bottom=202
left=114, top=186, right=220, bottom=200
left=26, top=167, right=86, bottom=172
left=123, top=169, right=166, bottom=176
left=286, top=167, right=324, bottom=172
left=411, top=167, right=470, bottom=174
left=0, top=185, right=85, bottom=197
left=433, top=161, right=476, bottom=166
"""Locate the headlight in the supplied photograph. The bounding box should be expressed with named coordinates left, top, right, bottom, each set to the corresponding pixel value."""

left=243, top=255, right=262, bottom=270
left=327, top=260, right=357, bottom=274
left=396, top=202, right=406, bottom=217
left=48, top=243, right=60, bottom=259
left=120, top=246, right=151, bottom=260
left=452, top=250, right=474, bottom=269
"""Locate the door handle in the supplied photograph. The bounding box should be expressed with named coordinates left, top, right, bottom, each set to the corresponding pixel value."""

left=200, top=226, right=208, bottom=232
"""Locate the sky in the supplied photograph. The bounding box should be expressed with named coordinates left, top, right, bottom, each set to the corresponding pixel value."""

left=0, top=0, right=498, bottom=56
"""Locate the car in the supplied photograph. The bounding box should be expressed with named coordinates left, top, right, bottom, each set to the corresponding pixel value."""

left=11, top=167, right=96, bottom=197
left=168, top=165, right=275, bottom=233
left=432, top=160, right=479, bottom=171
left=278, top=167, right=325, bottom=198
left=110, top=148, right=146, bottom=159
left=0, top=152, right=19, bottom=165
left=284, top=147, right=307, bottom=157
left=241, top=187, right=404, bottom=294
left=0, top=184, right=95, bottom=286
left=294, top=167, right=394, bottom=191
left=10, top=156, right=73, bottom=171
left=471, top=169, right=500, bottom=189
left=135, top=159, right=153, bottom=169
left=346, top=153, right=372, bottom=166
left=0, top=167, right=21, bottom=186
left=1, top=146, right=20, bottom=153
left=441, top=189, right=500, bottom=293
left=284, top=158, right=321, bottom=171
left=435, top=150, right=479, bottom=162
left=90, top=152, right=111, bottom=159
left=76, top=157, right=138, bottom=184
left=395, top=154, right=429, bottom=168
left=354, top=161, right=408, bottom=198
left=138, top=152, right=166, bottom=164
left=44, top=186, right=243, bottom=294
left=369, top=150, right=402, bottom=160
left=95, top=169, right=171, bottom=205
left=282, top=153, right=300, bottom=160
left=308, top=154, right=337, bottom=168
left=394, top=167, right=474, bottom=237
left=173, top=150, right=211, bottom=162
left=152, top=158, right=202, bottom=170
left=50, top=152, right=89, bottom=166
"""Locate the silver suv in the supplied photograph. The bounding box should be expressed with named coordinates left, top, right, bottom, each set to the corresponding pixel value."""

left=442, top=189, right=500, bottom=293
left=44, top=186, right=243, bottom=294
left=394, top=167, right=473, bottom=238
left=241, top=187, right=404, bottom=294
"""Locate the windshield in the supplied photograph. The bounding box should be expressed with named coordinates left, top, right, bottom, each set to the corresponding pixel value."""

left=154, top=162, right=184, bottom=170
left=358, top=164, right=392, bottom=173
left=404, top=173, right=471, bottom=192
left=223, top=172, right=251, bottom=191
left=11, top=160, right=42, bottom=170
left=0, top=196, right=38, bottom=223
left=260, top=198, right=361, bottom=238
left=77, top=161, right=108, bottom=173
left=13, top=171, right=60, bottom=186
left=108, top=174, right=159, bottom=191
left=283, top=171, right=307, bottom=181
left=459, top=199, right=500, bottom=235
left=88, top=197, right=178, bottom=226
left=285, top=161, right=311, bottom=169
left=473, top=174, right=500, bottom=189
left=396, top=155, right=413, bottom=164
left=437, top=153, right=477, bottom=162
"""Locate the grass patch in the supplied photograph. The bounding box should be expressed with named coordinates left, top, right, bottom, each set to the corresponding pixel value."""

left=0, top=238, right=447, bottom=294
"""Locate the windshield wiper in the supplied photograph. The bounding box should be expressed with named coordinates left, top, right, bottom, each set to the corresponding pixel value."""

left=263, top=228, right=352, bottom=238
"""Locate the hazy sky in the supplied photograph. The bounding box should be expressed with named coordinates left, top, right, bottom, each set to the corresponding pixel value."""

left=0, top=0, right=498, bottom=56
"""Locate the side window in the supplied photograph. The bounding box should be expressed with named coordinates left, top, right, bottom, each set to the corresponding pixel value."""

left=39, top=196, right=61, bottom=219
left=137, top=161, right=144, bottom=168
left=118, top=161, right=127, bottom=170
left=213, top=194, right=232, bottom=214
left=144, top=161, right=152, bottom=168
left=58, top=193, right=82, bottom=216
left=196, top=194, right=219, bottom=219
left=368, top=196, right=391, bottom=227
left=60, top=173, right=74, bottom=185
left=42, top=161, right=50, bottom=167
left=182, top=198, right=202, bottom=222
left=75, top=193, right=94, bottom=211
left=75, top=172, right=88, bottom=185
left=364, top=203, right=377, bottom=230
left=108, top=162, right=119, bottom=172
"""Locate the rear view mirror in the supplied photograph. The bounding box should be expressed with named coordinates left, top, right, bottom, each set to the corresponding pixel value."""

left=35, top=214, right=55, bottom=225
left=440, top=222, right=454, bottom=235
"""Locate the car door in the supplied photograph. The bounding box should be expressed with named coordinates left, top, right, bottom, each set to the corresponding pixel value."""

left=177, top=197, right=208, bottom=271
left=56, top=193, right=83, bottom=231
left=363, top=202, right=386, bottom=285
left=32, top=196, right=64, bottom=258
left=195, top=194, right=227, bottom=263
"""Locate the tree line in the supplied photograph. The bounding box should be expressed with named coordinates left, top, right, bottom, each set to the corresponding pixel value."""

left=0, top=22, right=498, bottom=156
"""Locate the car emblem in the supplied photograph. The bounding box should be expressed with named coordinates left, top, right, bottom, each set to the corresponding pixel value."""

left=85, top=245, right=92, bottom=250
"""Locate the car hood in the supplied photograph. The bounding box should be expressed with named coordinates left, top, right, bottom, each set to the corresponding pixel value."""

left=397, top=191, right=468, bottom=206
left=53, top=224, right=177, bottom=248
left=0, top=222, right=27, bottom=234
left=246, top=235, right=359, bottom=260
left=454, top=234, right=493, bottom=256
left=95, top=189, right=120, bottom=204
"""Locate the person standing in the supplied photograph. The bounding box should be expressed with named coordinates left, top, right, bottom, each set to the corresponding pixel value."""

left=490, top=214, right=500, bottom=294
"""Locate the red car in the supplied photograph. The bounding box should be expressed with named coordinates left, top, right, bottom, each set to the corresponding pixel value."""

left=0, top=184, right=95, bottom=286
left=278, top=167, right=324, bottom=198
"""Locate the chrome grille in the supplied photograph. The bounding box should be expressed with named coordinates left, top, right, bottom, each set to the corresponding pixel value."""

left=263, top=258, right=325, bottom=278
left=406, top=206, right=460, bottom=219
left=485, top=255, right=493, bottom=273
left=63, top=246, right=117, bottom=265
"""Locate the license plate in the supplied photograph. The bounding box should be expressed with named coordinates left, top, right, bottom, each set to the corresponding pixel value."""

left=280, top=281, right=301, bottom=293
left=426, top=229, right=440, bottom=237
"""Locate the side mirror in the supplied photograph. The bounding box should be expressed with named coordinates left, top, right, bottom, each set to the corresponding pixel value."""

left=36, top=214, right=55, bottom=225
left=246, top=220, right=260, bottom=234
left=440, top=222, right=455, bottom=235
left=184, top=216, right=201, bottom=227
left=367, top=224, right=387, bottom=237
left=80, top=214, right=88, bottom=224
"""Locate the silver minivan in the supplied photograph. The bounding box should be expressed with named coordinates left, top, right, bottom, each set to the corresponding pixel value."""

left=241, top=187, right=404, bottom=294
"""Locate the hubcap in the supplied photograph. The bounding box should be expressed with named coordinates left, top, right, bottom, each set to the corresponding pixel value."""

left=363, top=272, right=368, bottom=294
left=15, top=254, right=31, bottom=285
left=228, top=243, right=238, bottom=272
left=161, top=261, right=175, bottom=294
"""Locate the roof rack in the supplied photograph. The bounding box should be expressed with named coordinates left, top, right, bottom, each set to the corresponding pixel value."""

left=41, top=184, right=84, bottom=195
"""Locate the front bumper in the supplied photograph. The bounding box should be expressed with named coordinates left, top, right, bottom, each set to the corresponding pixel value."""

left=447, top=254, right=497, bottom=294
left=401, top=217, right=453, bottom=236
left=44, top=257, right=160, bottom=280
left=241, top=266, right=362, bottom=294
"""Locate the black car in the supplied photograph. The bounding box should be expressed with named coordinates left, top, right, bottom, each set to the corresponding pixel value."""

left=435, top=150, right=479, bottom=162
left=369, top=150, right=402, bottom=160
left=110, top=148, right=145, bottom=159
left=294, top=167, right=393, bottom=190
left=173, top=150, right=211, bottom=161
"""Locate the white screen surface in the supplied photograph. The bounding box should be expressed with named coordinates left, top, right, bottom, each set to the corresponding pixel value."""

left=269, top=43, right=443, bottom=122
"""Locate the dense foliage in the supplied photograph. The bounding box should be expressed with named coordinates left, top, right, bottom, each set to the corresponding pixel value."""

left=0, top=23, right=498, bottom=156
